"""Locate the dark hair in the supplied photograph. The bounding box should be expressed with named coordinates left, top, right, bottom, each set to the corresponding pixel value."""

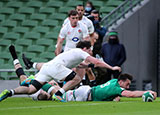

left=37, top=93, right=48, bottom=100
left=91, top=9, right=99, bottom=14
left=68, top=10, right=78, bottom=17
left=118, top=73, right=133, bottom=81
left=76, top=4, right=84, bottom=9
left=86, top=1, right=94, bottom=8
left=76, top=41, right=91, bottom=49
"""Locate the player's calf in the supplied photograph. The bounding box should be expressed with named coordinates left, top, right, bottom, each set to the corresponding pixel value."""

left=9, top=45, right=26, bottom=79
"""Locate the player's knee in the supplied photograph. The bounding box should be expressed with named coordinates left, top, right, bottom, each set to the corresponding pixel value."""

left=64, top=71, right=76, bottom=82
left=31, top=80, right=43, bottom=91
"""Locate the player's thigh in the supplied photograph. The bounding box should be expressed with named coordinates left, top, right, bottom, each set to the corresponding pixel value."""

left=35, top=63, right=72, bottom=82
left=46, top=63, right=73, bottom=81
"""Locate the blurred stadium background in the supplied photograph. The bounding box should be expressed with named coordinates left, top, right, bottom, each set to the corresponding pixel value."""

left=0, top=0, right=160, bottom=96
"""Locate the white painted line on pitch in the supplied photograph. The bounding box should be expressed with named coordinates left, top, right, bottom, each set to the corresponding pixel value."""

left=0, top=102, right=135, bottom=111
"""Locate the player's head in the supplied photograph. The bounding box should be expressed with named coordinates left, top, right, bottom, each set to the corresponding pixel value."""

left=37, top=90, right=51, bottom=100
left=76, top=41, right=92, bottom=55
left=75, top=4, right=85, bottom=18
left=68, top=10, right=79, bottom=27
left=118, top=73, right=133, bottom=89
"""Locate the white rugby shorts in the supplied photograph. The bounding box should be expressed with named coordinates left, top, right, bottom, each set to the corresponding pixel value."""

left=35, top=63, right=72, bottom=82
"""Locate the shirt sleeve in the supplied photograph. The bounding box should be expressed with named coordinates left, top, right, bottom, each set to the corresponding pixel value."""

left=62, top=18, right=69, bottom=27
left=59, top=26, right=66, bottom=39
left=79, top=49, right=90, bottom=59
left=82, top=24, right=89, bottom=38
left=88, top=19, right=94, bottom=34
left=115, top=86, right=125, bottom=96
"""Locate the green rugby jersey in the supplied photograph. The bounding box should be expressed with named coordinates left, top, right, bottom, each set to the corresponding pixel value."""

left=91, top=79, right=125, bottom=101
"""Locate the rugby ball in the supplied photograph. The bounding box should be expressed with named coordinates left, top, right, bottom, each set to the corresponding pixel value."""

left=142, top=92, right=154, bottom=102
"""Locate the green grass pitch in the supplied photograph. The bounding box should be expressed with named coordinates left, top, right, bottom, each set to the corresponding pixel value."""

left=0, top=97, right=160, bottom=115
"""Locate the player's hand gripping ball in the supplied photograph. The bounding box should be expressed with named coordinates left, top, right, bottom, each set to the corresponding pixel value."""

left=142, top=92, right=154, bottom=102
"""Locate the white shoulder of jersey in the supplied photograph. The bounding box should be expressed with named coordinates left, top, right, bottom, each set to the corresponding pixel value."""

left=77, top=21, right=88, bottom=28
left=82, top=16, right=94, bottom=34
left=82, top=16, right=93, bottom=24
left=62, top=17, right=69, bottom=27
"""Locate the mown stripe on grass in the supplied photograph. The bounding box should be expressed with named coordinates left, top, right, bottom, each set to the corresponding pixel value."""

left=0, top=102, right=134, bottom=111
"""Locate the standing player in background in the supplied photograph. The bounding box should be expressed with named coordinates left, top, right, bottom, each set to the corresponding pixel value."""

left=63, top=4, right=95, bottom=39
left=55, top=10, right=89, bottom=55
left=62, top=5, right=96, bottom=86
left=56, top=9, right=95, bottom=86
left=54, top=10, right=90, bottom=87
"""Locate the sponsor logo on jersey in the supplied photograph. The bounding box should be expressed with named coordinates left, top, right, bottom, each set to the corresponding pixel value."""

left=72, top=37, right=79, bottom=42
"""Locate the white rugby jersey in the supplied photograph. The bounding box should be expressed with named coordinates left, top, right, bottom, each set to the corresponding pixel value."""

left=63, top=16, right=94, bottom=34
left=59, top=21, right=89, bottom=51
left=47, top=48, right=90, bottom=69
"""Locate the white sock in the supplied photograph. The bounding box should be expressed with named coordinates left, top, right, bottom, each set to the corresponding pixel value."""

left=10, top=89, right=15, bottom=96
left=33, top=63, right=37, bottom=69
left=13, top=59, right=19, bottom=65
left=59, top=88, right=65, bottom=94
left=48, top=87, right=55, bottom=95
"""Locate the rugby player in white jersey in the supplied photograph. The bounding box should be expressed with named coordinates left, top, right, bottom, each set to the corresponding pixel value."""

left=55, top=10, right=89, bottom=55
left=61, top=6, right=96, bottom=86
left=63, top=4, right=94, bottom=37
left=0, top=41, right=121, bottom=102
left=55, top=10, right=94, bottom=87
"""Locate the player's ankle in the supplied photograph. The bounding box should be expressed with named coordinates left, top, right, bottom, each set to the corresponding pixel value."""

left=8, top=89, right=14, bottom=96
left=13, top=59, right=20, bottom=66
left=55, top=88, right=65, bottom=96
left=33, top=63, right=37, bottom=69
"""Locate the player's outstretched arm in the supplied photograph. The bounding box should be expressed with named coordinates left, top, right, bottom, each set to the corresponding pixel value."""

left=85, top=56, right=121, bottom=72
left=121, top=90, right=157, bottom=100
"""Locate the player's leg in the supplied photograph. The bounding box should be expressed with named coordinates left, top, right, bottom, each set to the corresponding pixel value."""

left=15, top=64, right=27, bottom=83
left=0, top=45, right=44, bottom=101
left=9, top=45, right=27, bottom=83
left=0, top=79, right=45, bottom=102
left=62, top=72, right=82, bottom=91
left=52, top=71, right=82, bottom=102
left=22, top=53, right=44, bottom=70
left=0, top=45, right=30, bottom=101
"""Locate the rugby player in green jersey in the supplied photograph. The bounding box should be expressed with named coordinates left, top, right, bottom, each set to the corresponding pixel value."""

left=62, top=73, right=157, bottom=102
